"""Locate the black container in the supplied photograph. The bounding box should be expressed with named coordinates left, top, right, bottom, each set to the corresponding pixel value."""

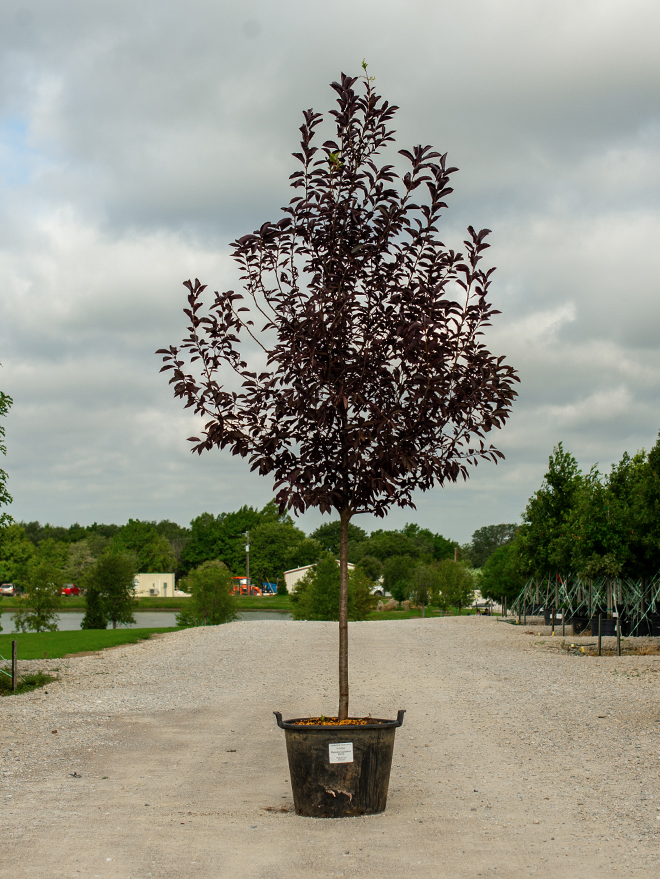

left=544, top=609, right=564, bottom=627
left=591, top=617, right=617, bottom=637
left=571, top=616, right=590, bottom=635
left=274, top=710, right=405, bottom=818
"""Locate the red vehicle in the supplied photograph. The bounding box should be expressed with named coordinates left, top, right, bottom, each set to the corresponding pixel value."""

left=61, top=584, right=80, bottom=596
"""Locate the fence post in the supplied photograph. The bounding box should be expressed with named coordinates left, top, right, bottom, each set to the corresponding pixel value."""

left=598, top=614, right=602, bottom=656
left=11, top=640, right=17, bottom=692
left=562, top=608, right=565, bottom=637
left=551, top=606, right=555, bottom=634
left=617, top=614, right=621, bottom=657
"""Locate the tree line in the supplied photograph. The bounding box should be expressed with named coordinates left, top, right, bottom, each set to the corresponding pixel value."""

left=0, top=500, right=517, bottom=630
left=478, top=433, right=660, bottom=605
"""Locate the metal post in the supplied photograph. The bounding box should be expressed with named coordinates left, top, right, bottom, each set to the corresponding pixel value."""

left=598, top=614, right=602, bottom=656
left=562, top=609, right=565, bottom=636
left=551, top=606, right=555, bottom=634
left=245, top=530, right=250, bottom=594
left=503, top=596, right=507, bottom=618
left=11, top=640, right=17, bottom=692
left=589, top=579, right=593, bottom=617
left=617, top=614, right=621, bottom=657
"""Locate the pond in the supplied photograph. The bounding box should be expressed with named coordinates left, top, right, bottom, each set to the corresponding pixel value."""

left=1, top=609, right=293, bottom=633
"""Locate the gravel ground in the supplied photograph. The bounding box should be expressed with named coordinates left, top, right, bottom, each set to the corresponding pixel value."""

left=1, top=616, right=660, bottom=878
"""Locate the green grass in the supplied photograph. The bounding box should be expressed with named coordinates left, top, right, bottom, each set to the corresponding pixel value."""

left=234, top=594, right=292, bottom=611
left=0, top=670, right=57, bottom=696
left=0, top=627, right=180, bottom=660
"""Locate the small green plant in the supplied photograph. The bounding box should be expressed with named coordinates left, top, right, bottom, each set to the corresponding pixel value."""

left=0, top=669, right=56, bottom=696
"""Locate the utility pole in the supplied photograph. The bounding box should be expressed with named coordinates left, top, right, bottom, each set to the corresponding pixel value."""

left=245, top=531, right=250, bottom=594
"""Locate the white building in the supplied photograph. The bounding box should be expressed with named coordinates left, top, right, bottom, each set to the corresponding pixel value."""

left=284, top=561, right=355, bottom=593
left=134, top=572, right=185, bottom=598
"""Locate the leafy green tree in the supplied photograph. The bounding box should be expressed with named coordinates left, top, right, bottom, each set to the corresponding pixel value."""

left=0, top=383, right=12, bottom=529
left=249, top=519, right=321, bottom=583
left=310, top=520, right=368, bottom=555
left=479, top=543, right=525, bottom=606
left=176, top=560, right=237, bottom=626
left=382, top=555, right=415, bottom=601
left=113, top=519, right=177, bottom=573
left=355, top=555, right=383, bottom=585
left=0, top=524, right=35, bottom=585
left=518, top=444, right=584, bottom=577
left=437, top=559, right=474, bottom=614
left=291, top=554, right=375, bottom=621
left=466, top=523, right=518, bottom=568
left=13, top=558, right=64, bottom=632
left=411, top=563, right=442, bottom=609
left=82, top=551, right=138, bottom=629
left=180, top=504, right=278, bottom=573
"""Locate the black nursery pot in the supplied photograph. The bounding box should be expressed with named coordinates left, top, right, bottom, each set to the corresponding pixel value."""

left=274, top=710, right=405, bottom=818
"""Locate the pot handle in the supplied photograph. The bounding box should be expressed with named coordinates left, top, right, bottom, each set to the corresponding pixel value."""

left=273, top=711, right=284, bottom=728
left=395, top=709, right=406, bottom=726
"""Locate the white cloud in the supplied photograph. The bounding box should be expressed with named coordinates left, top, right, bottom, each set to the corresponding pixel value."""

left=1, top=0, right=660, bottom=541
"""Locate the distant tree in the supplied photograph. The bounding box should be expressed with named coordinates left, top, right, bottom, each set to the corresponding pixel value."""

left=249, top=519, right=321, bottom=583
left=518, top=444, right=583, bottom=577
left=437, top=559, right=474, bottom=614
left=13, top=558, right=64, bottom=632
left=159, top=70, right=518, bottom=717
left=467, top=523, right=518, bottom=568
left=291, top=553, right=375, bottom=621
left=0, top=524, right=35, bottom=585
left=479, top=543, right=525, bottom=606
left=113, top=519, right=177, bottom=573
left=180, top=504, right=278, bottom=573
left=355, top=555, right=383, bottom=586
left=176, top=560, right=237, bottom=627
left=82, top=551, right=138, bottom=630
left=382, top=555, right=415, bottom=602
left=0, top=382, right=12, bottom=528
left=310, top=521, right=368, bottom=555
left=411, top=563, right=442, bottom=610
left=81, top=583, right=109, bottom=629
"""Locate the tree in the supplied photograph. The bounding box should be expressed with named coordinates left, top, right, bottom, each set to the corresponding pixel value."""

left=466, top=523, right=518, bottom=568
left=176, top=560, right=237, bottom=626
left=249, top=519, right=321, bottom=583
left=82, top=551, right=138, bottom=630
left=159, top=68, right=518, bottom=718
left=310, top=520, right=368, bottom=555
left=180, top=504, right=278, bottom=573
left=113, top=520, right=177, bottom=573
left=437, top=559, right=474, bottom=614
left=382, top=555, right=415, bottom=601
left=291, top=553, right=375, bottom=621
left=13, top=558, right=64, bottom=632
left=479, top=543, right=525, bottom=606
left=518, top=444, right=583, bottom=578
left=411, top=563, right=442, bottom=611
left=355, top=555, right=383, bottom=585
left=0, top=381, right=12, bottom=528
left=0, top=524, right=35, bottom=585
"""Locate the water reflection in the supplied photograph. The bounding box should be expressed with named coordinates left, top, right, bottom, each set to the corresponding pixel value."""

left=2, top=609, right=293, bottom=632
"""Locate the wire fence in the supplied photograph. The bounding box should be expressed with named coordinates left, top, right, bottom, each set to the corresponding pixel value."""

left=513, top=573, right=660, bottom=636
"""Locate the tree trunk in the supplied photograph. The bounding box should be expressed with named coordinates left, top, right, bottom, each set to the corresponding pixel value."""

left=112, top=619, right=117, bottom=630
left=338, top=507, right=350, bottom=720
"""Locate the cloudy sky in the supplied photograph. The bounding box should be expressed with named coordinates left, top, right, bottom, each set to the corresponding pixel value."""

left=1, top=0, right=659, bottom=543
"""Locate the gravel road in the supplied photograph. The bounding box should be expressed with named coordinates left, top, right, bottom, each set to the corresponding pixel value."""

left=2, top=617, right=660, bottom=878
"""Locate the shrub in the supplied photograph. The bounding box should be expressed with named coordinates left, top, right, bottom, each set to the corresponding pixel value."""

left=175, top=560, right=237, bottom=627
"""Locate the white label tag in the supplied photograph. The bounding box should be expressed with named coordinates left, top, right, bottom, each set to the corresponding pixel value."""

left=328, top=742, right=354, bottom=764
